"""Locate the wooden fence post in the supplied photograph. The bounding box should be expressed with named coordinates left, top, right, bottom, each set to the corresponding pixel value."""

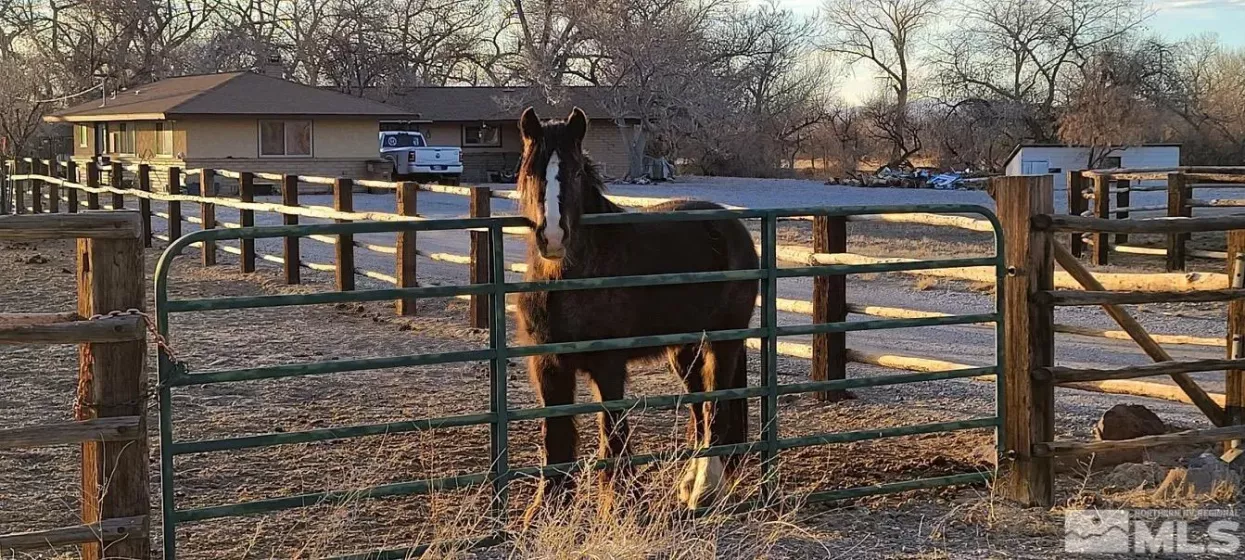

left=137, top=164, right=152, bottom=247
left=200, top=169, right=216, bottom=266
left=397, top=182, right=418, bottom=316
left=76, top=219, right=150, bottom=560
left=282, top=175, right=300, bottom=284
left=334, top=178, right=355, bottom=291
left=995, top=175, right=1055, bottom=507
left=1227, top=230, right=1245, bottom=455
left=86, top=161, right=100, bottom=210
left=110, top=162, right=124, bottom=210
left=469, top=186, right=491, bottom=328
left=48, top=159, right=61, bottom=214
left=66, top=160, right=79, bottom=214
left=30, top=159, right=43, bottom=214
left=1091, top=174, right=1110, bottom=266
left=0, top=158, right=9, bottom=215
left=238, top=172, right=255, bottom=273
left=1167, top=172, right=1191, bottom=272
left=812, top=215, right=849, bottom=401
left=1066, top=171, right=1086, bottom=258
left=1114, top=179, right=1130, bottom=245
left=167, top=168, right=182, bottom=241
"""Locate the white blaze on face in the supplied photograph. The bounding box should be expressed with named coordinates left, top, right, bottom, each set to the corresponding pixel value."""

left=543, top=153, right=565, bottom=255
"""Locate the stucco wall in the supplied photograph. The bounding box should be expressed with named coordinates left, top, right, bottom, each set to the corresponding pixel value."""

left=186, top=117, right=378, bottom=159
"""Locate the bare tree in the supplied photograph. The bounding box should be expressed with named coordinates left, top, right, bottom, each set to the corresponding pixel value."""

left=932, top=0, right=1148, bottom=142
left=821, top=0, right=938, bottom=167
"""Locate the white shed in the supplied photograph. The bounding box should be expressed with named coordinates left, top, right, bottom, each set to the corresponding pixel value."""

left=1003, top=144, right=1181, bottom=189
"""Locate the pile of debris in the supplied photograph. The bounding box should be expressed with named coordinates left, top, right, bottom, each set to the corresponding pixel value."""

left=828, top=166, right=992, bottom=190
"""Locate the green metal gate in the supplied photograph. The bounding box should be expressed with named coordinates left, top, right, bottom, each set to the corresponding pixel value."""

left=155, top=205, right=1005, bottom=559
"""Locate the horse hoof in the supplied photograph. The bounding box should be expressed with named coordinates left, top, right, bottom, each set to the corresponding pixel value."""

left=685, top=456, right=725, bottom=509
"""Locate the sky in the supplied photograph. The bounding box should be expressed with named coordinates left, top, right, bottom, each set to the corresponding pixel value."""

left=777, top=0, right=1245, bottom=103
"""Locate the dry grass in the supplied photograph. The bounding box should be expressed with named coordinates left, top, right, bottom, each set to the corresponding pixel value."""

left=914, top=277, right=939, bottom=292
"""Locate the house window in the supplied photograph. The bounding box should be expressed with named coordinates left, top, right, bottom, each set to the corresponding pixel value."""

left=156, top=121, right=174, bottom=156
left=259, top=120, right=312, bottom=157
left=75, top=125, right=89, bottom=148
left=463, top=124, right=500, bottom=147
left=108, top=123, right=135, bottom=155
left=1103, top=156, right=1122, bottom=169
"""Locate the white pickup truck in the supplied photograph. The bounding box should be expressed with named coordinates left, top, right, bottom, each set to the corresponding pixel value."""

left=379, top=131, right=463, bottom=184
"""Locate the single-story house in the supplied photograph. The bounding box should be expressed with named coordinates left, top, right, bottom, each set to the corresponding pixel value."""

left=44, top=72, right=416, bottom=192
left=362, top=86, right=640, bottom=182
left=1004, top=143, right=1181, bottom=189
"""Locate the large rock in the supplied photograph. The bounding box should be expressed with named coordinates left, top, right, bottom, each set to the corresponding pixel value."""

left=1095, top=404, right=1166, bottom=441
left=1102, top=462, right=1168, bottom=490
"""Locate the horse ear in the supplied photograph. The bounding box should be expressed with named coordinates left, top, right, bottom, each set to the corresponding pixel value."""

left=519, top=107, right=542, bottom=143
left=566, top=107, right=588, bottom=144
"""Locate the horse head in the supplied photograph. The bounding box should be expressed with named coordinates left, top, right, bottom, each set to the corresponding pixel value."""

left=517, top=106, right=595, bottom=262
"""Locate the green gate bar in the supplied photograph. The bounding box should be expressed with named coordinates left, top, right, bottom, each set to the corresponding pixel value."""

left=155, top=204, right=1005, bottom=560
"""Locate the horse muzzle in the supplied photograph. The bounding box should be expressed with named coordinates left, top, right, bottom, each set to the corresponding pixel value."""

left=539, top=245, right=565, bottom=260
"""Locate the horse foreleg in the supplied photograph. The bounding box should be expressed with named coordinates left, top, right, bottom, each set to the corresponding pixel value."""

left=668, top=344, right=709, bottom=506
left=687, top=340, right=748, bottom=509
left=523, top=355, right=577, bottom=527
left=586, top=360, right=631, bottom=516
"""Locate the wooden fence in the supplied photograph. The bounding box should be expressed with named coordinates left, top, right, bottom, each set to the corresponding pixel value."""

left=1004, top=180, right=1245, bottom=506
left=11, top=159, right=1245, bottom=512
left=1068, top=167, right=1245, bottom=270
left=3, top=157, right=1240, bottom=409
left=0, top=212, right=149, bottom=560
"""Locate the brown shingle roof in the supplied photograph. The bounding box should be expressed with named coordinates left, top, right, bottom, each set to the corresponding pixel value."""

left=47, top=73, right=415, bottom=122
left=362, top=86, right=636, bottom=122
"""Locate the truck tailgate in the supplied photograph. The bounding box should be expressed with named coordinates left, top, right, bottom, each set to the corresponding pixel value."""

left=414, top=148, right=461, bottom=167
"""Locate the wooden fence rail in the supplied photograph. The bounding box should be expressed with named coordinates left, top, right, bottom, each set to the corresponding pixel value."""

left=0, top=211, right=149, bottom=560
left=1002, top=171, right=1245, bottom=507
left=1066, top=167, right=1245, bottom=270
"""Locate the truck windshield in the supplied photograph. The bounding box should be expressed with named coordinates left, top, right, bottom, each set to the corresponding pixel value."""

left=381, top=133, right=425, bottom=148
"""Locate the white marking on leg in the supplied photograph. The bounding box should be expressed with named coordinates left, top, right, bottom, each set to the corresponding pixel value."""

left=688, top=456, right=724, bottom=508
left=543, top=153, right=564, bottom=255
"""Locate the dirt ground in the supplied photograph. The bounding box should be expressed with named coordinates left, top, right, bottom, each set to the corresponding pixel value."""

left=0, top=232, right=1239, bottom=559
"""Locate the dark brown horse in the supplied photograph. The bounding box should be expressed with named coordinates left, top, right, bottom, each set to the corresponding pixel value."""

left=514, top=107, right=759, bottom=520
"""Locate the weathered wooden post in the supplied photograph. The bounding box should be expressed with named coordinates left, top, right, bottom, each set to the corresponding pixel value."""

left=995, top=174, right=1055, bottom=507
left=1227, top=231, right=1245, bottom=455
left=0, top=158, right=9, bottom=215
left=86, top=161, right=101, bottom=210
left=1166, top=172, right=1191, bottom=271
left=30, top=159, right=43, bottom=214
left=167, top=168, right=182, bottom=241
left=469, top=186, right=491, bottom=328
left=66, top=160, right=79, bottom=214
left=1091, top=174, right=1110, bottom=266
left=1066, top=171, right=1086, bottom=258
left=1114, top=179, right=1130, bottom=245
left=76, top=212, right=150, bottom=560
left=14, top=159, right=26, bottom=214
left=334, top=178, right=355, bottom=291
left=396, top=182, right=419, bottom=315
left=238, top=172, right=255, bottom=273
left=48, top=159, right=61, bottom=214
left=812, top=214, right=849, bottom=401
left=109, top=162, right=125, bottom=210
left=282, top=175, right=300, bottom=284
left=200, top=169, right=216, bottom=266
left=137, top=164, right=152, bottom=247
